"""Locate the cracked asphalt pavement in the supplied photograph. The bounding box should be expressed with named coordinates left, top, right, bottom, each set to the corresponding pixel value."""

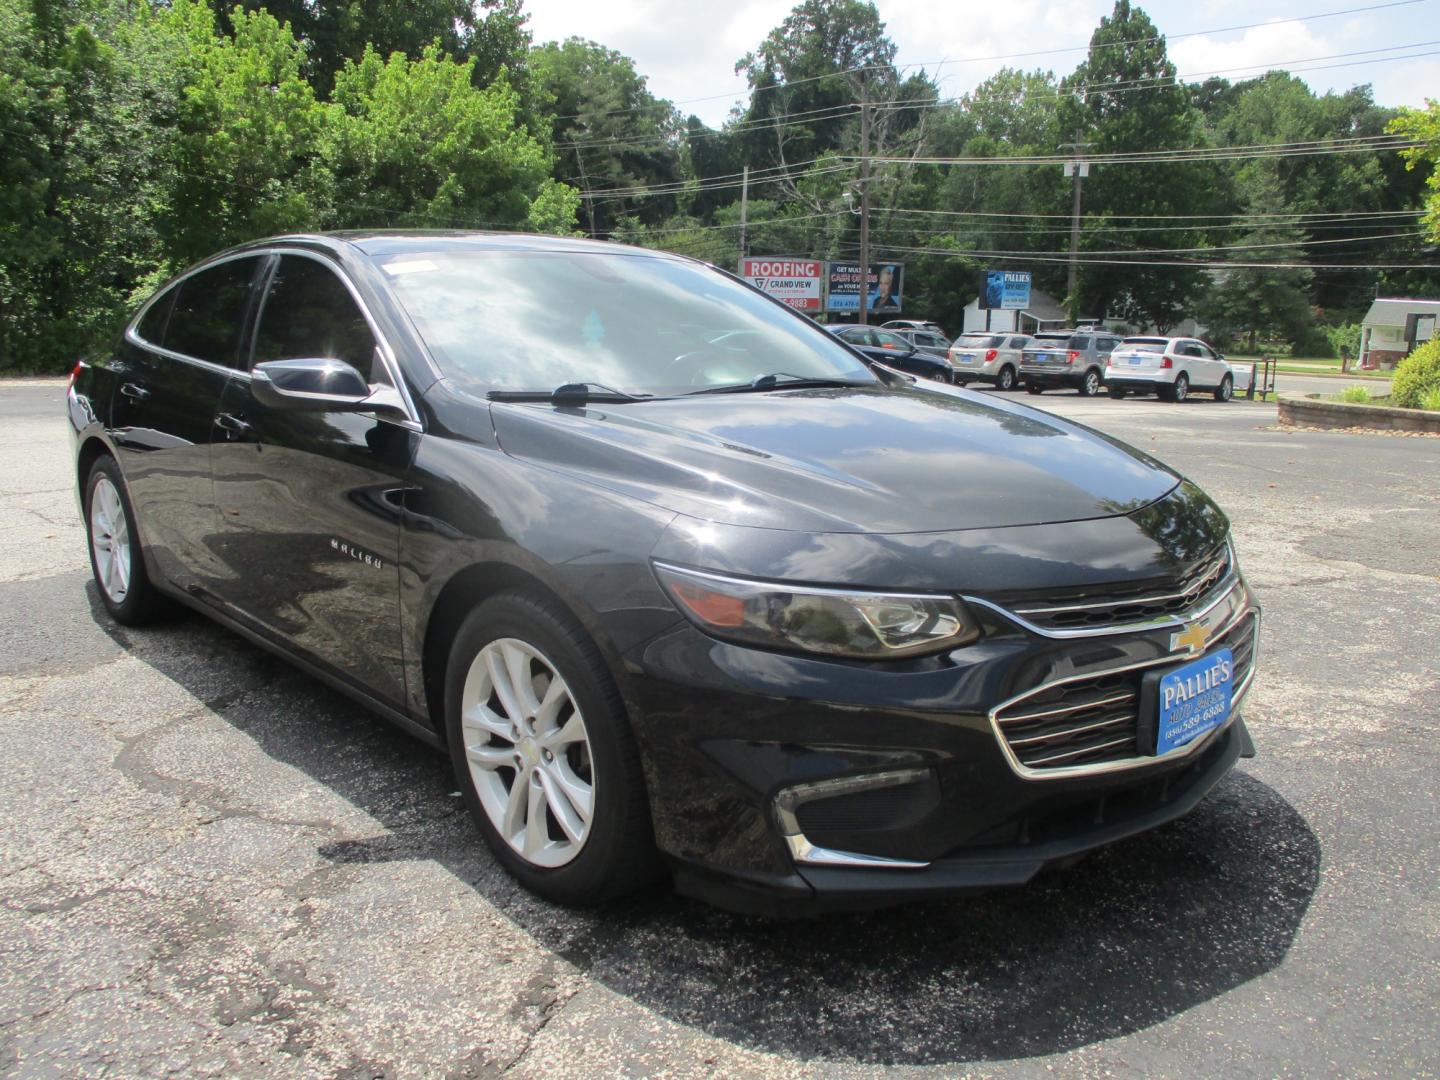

left=1, top=378, right=1436, bottom=1077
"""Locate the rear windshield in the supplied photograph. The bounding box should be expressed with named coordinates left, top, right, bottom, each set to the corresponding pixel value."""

left=1068, top=335, right=1091, bottom=350
left=955, top=335, right=1004, bottom=348
left=1032, top=332, right=1070, bottom=343
left=1120, top=338, right=1170, bottom=353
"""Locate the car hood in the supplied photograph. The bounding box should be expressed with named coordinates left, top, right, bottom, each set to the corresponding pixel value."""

left=489, top=385, right=1179, bottom=534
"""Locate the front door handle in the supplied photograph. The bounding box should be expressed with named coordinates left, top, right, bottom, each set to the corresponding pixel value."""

left=119, top=382, right=150, bottom=401
left=215, top=412, right=252, bottom=436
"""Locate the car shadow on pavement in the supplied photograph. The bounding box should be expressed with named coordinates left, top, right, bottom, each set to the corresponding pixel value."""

left=91, top=590, right=1321, bottom=1067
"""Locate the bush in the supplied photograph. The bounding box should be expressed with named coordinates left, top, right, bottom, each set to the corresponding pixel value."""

left=1336, top=385, right=1371, bottom=404
left=1391, top=339, right=1440, bottom=409
left=1419, top=386, right=1440, bottom=412
left=1323, top=322, right=1362, bottom=361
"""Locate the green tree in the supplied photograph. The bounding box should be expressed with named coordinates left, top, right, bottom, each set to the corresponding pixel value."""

left=531, top=38, right=683, bottom=236
left=160, top=1, right=331, bottom=265
left=1390, top=100, right=1440, bottom=243
left=327, top=44, right=578, bottom=233
left=1058, top=0, right=1220, bottom=330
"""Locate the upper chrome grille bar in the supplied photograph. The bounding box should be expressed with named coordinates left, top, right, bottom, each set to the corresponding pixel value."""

left=1010, top=546, right=1230, bottom=616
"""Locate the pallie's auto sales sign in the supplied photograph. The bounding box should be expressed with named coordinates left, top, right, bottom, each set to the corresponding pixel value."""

left=740, top=258, right=824, bottom=311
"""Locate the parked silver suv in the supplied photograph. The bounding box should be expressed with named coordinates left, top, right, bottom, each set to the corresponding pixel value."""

left=1021, top=329, right=1124, bottom=396
left=947, top=332, right=1030, bottom=391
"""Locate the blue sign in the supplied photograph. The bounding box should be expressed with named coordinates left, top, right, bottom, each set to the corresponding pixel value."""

left=1156, top=649, right=1233, bottom=756
left=984, top=271, right=1031, bottom=311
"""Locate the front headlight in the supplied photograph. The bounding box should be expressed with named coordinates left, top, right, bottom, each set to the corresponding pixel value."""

left=653, top=562, right=980, bottom=659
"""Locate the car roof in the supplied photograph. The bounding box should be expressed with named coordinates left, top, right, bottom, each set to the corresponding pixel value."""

left=225, top=230, right=691, bottom=262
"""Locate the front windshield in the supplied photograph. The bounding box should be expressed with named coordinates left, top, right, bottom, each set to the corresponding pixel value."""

left=376, top=249, right=876, bottom=395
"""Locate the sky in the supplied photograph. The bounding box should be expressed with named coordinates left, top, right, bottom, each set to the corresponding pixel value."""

left=523, top=0, right=1438, bottom=128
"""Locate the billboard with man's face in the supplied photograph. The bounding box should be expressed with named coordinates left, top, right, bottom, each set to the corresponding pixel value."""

left=981, top=270, right=1032, bottom=311
left=826, top=262, right=903, bottom=313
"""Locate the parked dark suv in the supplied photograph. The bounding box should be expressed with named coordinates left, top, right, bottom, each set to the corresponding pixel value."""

left=69, top=232, right=1259, bottom=916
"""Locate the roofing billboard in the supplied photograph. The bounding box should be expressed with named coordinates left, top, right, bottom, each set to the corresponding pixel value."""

left=740, top=258, right=825, bottom=312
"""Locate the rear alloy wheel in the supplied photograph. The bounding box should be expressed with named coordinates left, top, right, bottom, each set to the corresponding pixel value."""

left=84, top=456, right=171, bottom=625
left=1172, top=373, right=1189, bottom=403
left=996, top=365, right=1017, bottom=392
left=446, top=592, right=659, bottom=904
left=1214, top=374, right=1233, bottom=402
left=1079, top=369, right=1102, bottom=397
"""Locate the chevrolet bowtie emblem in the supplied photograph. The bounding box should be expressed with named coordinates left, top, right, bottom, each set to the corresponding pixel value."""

left=1171, top=622, right=1210, bottom=654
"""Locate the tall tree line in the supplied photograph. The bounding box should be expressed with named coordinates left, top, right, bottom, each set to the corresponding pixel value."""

left=1, top=0, right=1435, bottom=372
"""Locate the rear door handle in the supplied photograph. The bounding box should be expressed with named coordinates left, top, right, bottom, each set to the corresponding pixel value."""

left=215, top=412, right=252, bottom=435
left=119, top=382, right=150, bottom=401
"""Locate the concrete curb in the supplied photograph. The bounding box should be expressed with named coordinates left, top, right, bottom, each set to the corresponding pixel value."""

left=1278, top=392, right=1440, bottom=433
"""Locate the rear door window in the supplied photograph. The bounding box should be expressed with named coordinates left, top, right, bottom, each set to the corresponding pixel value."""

left=164, top=256, right=264, bottom=368
left=252, top=255, right=381, bottom=382
left=134, top=287, right=177, bottom=346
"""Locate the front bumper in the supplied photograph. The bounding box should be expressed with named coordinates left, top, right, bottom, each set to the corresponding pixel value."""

left=624, top=575, right=1260, bottom=915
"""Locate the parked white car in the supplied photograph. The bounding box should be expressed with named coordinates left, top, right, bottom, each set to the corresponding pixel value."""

left=1104, top=337, right=1239, bottom=402
left=947, top=332, right=1031, bottom=391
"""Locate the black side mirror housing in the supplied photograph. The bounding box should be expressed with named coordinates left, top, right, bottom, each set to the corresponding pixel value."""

left=251, top=358, right=407, bottom=418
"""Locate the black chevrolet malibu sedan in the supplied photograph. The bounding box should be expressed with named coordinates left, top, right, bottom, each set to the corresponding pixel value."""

left=68, top=232, right=1259, bottom=916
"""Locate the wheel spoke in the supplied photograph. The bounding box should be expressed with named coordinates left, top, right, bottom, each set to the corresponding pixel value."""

left=484, top=647, right=525, bottom=725
left=502, top=641, right=541, bottom=716
left=501, top=768, right=528, bottom=839
left=522, top=777, right=549, bottom=857
left=114, top=544, right=130, bottom=595
left=465, top=743, right=515, bottom=771
left=542, top=759, right=593, bottom=824
left=541, top=711, right=586, bottom=750
left=532, top=677, right=570, bottom=735
left=537, top=765, right=589, bottom=844
left=462, top=704, right=513, bottom=741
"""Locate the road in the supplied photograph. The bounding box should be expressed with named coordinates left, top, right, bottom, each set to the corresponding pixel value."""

left=1, top=378, right=1436, bottom=1078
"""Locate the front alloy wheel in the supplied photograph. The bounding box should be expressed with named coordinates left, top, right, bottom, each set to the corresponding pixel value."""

left=445, top=592, right=659, bottom=905
left=460, top=638, right=595, bottom=867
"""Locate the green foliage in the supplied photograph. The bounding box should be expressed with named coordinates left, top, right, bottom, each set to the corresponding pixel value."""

left=1390, top=338, right=1440, bottom=409
left=1418, top=386, right=1440, bottom=411
left=1335, top=385, right=1371, bottom=404
left=327, top=45, right=568, bottom=231
left=1318, top=322, right=1361, bottom=360
left=1390, top=101, right=1440, bottom=243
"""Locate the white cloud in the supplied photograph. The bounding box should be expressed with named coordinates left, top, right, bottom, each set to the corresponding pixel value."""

left=1168, top=20, right=1335, bottom=84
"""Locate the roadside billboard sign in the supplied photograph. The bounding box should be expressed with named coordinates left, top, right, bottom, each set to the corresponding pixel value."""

left=826, top=262, right=903, bottom=313
left=740, top=258, right=824, bottom=312
left=980, top=270, right=1032, bottom=311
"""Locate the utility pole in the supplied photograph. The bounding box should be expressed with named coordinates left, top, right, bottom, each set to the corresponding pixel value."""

left=737, top=165, right=750, bottom=273
left=572, top=141, right=597, bottom=239
left=858, top=74, right=871, bottom=326
left=1060, top=142, right=1092, bottom=320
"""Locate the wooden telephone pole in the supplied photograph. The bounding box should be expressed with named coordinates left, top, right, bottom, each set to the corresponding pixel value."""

left=857, top=74, right=871, bottom=325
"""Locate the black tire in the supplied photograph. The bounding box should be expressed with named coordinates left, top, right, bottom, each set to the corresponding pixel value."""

left=1214, top=374, right=1233, bottom=402
left=1079, top=368, right=1102, bottom=397
left=996, top=365, right=1017, bottom=392
left=1108, top=386, right=1126, bottom=399
left=444, top=591, right=660, bottom=906
left=1172, top=373, right=1189, bottom=403
left=1025, top=384, right=1044, bottom=395
left=83, top=455, right=172, bottom=625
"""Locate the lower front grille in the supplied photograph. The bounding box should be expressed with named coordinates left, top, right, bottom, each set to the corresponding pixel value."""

left=993, top=611, right=1259, bottom=776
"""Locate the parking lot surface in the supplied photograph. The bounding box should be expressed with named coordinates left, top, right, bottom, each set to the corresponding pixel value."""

left=1, top=378, right=1436, bottom=1078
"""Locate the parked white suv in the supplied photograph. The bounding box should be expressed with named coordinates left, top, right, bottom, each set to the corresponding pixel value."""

left=1104, top=337, right=1236, bottom=402
left=947, top=332, right=1030, bottom=391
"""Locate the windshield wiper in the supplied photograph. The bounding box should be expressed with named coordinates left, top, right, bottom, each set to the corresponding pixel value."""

left=686, top=372, right=871, bottom=396
left=487, top=382, right=653, bottom=405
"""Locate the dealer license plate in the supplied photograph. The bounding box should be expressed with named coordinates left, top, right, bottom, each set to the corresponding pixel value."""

left=1155, top=649, right=1233, bottom=756
left=957, top=353, right=975, bottom=364
left=1129, top=356, right=1142, bottom=365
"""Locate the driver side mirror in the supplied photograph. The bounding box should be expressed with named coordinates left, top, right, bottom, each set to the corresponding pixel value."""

left=251, top=358, right=407, bottom=418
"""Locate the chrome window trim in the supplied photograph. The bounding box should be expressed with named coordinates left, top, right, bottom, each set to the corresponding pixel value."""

left=125, top=245, right=423, bottom=431
left=774, top=769, right=933, bottom=870
left=988, top=606, right=1260, bottom=782
left=966, top=568, right=1242, bottom=641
